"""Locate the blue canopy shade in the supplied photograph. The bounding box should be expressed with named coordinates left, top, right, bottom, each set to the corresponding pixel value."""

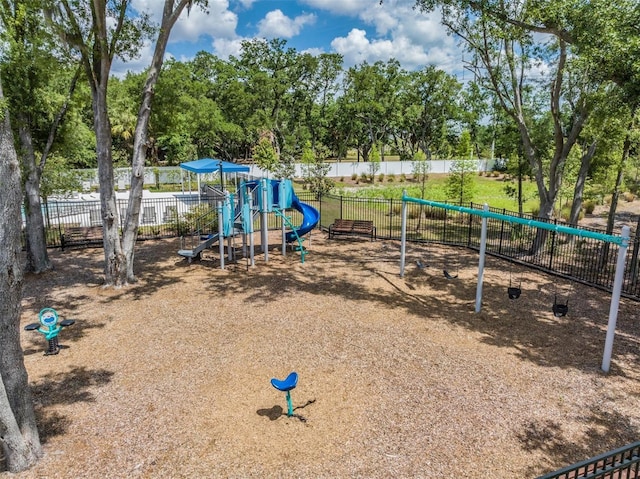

left=180, top=158, right=250, bottom=174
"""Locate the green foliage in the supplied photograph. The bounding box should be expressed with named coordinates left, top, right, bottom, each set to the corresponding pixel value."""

left=412, top=150, right=430, bottom=198
left=446, top=159, right=477, bottom=203
left=40, top=155, right=83, bottom=198
left=175, top=204, right=217, bottom=236
left=300, top=143, right=334, bottom=199
left=583, top=200, right=596, bottom=214
left=456, top=130, right=473, bottom=159
left=368, top=144, right=381, bottom=178
left=253, top=137, right=279, bottom=172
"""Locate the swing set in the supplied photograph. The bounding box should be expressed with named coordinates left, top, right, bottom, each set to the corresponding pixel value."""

left=399, top=193, right=631, bottom=373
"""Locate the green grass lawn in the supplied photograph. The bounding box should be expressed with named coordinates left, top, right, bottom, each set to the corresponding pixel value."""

left=330, top=174, right=539, bottom=213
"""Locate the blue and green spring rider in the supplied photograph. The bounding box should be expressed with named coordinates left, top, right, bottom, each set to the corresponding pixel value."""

left=24, top=308, right=75, bottom=355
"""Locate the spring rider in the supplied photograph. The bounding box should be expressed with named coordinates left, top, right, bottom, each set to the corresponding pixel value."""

left=270, top=372, right=298, bottom=417
left=24, top=308, right=75, bottom=355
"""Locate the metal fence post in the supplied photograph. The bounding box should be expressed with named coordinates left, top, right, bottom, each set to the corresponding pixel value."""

left=549, top=219, right=557, bottom=270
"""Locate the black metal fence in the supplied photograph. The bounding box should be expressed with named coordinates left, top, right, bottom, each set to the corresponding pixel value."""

left=318, top=194, right=640, bottom=301
left=34, top=192, right=640, bottom=301
left=536, top=440, right=640, bottom=479
left=37, top=192, right=320, bottom=249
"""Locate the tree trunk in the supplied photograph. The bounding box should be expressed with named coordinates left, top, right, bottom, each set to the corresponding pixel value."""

left=92, top=84, right=126, bottom=286
left=122, top=0, right=193, bottom=283
left=0, top=77, right=42, bottom=472
left=606, top=140, right=629, bottom=236
left=17, top=116, right=52, bottom=273
left=568, top=141, right=597, bottom=226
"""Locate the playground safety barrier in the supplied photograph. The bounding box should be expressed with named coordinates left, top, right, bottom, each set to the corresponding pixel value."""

left=317, top=194, right=640, bottom=301
left=536, top=440, right=640, bottom=479
left=31, top=192, right=640, bottom=301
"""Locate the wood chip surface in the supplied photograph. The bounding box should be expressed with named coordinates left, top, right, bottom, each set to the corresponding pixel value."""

left=7, top=233, right=640, bottom=478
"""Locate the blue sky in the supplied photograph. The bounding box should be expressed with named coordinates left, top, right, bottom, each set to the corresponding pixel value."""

left=114, top=0, right=465, bottom=78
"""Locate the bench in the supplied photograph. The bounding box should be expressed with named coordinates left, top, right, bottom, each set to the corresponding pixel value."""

left=328, top=219, right=376, bottom=241
left=61, top=226, right=104, bottom=250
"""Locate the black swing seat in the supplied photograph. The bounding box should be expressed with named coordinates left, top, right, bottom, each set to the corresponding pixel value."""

left=24, top=323, right=40, bottom=331
left=443, top=269, right=458, bottom=280
left=552, top=297, right=569, bottom=317
left=507, top=287, right=521, bottom=300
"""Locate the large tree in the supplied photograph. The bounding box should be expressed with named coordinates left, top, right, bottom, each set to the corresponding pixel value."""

left=394, top=66, right=461, bottom=160
left=121, top=0, right=208, bottom=284
left=417, top=0, right=640, bottom=225
left=417, top=0, right=603, bottom=222
left=48, top=0, right=203, bottom=285
left=0, top=75, right=42, bottom=472
left=0, top=0, right=81, bottom=273
left=339, top=59, right=404, bottom=162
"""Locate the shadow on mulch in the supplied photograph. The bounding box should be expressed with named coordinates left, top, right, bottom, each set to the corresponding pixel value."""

left=257, top=399, right=317, bottom=422
left=519, top=406, right=640, bottom=477
left=32, top=366, right=115, bottom=444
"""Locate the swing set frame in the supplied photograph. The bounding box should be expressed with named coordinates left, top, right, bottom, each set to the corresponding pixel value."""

left=398, top=192, right=631, bottom=374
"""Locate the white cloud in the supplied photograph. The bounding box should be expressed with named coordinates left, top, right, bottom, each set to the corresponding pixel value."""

left=325, top=1, right=462, bottom=73
left=235, top=0, right=256, bottom=8
left=111, top=40, right=157, bottom=78
left=257, top=9, right=316, bottom=39
left=301, top=47, right=325, bottom=56
left=301, top=0, right=372, bottom=16
left=131, top=0, right=238, bottom=44
left=171, top=2, right=238, bottom=43
left=212, top=37, right=245, bottom=59
left=331, top=26, right=459, bottom=73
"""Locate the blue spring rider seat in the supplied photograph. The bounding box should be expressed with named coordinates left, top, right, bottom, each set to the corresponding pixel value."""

left=270, top=372, right=298, bottom=417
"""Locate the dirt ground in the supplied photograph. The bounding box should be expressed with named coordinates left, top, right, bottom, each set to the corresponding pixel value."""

left=3, top=225, right=638, bottom=478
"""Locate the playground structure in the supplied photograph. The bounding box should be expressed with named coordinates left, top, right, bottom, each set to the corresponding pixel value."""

left=399, top=193, right=632, bottom=374
left=177, top=159, right=319, bottom=266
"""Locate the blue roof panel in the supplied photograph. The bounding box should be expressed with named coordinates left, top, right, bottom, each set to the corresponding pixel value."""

left=180, top=158, right=250, bottom=174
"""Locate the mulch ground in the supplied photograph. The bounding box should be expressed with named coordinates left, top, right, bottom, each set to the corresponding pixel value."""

left=4, top=232, right=640, bottom=478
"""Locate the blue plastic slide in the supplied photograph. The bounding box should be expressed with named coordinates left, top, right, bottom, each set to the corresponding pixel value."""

left=242, top=179, right=319, bottom=242
left=286, top=192, right=319, bottom=243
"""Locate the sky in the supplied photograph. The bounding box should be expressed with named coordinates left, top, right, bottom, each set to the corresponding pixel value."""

left=113, top=0, right=466, bottom=78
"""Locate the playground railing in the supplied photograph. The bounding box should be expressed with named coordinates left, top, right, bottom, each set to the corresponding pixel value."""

left=318, top=194, right=640, bottom=301
left=29, top=192, right=639, bottom=301
left=536, top=440, right=640, bottom=479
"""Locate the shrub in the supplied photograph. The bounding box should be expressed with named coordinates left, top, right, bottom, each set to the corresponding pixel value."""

left=583, top=200, right=596, bottom=215
left=400, top=173, right=407, bottom=183
left=424, top=206, right=447, bottom=220
left=360, top=173, right=369, bottom=183
left=603, top=194, right=613, bottom=205
left=387, top=173, right=395, bottom=182
left=622, top=191, right=635, bottom=202
left=339, top=176, right=344, bottom=182
left=351, top=173, right=358, bottom=181
left=407, top=208, right=421, bottom=219
left=378, top=173, right=385, bottom=182
left=556, top=205, right=584, bottom=222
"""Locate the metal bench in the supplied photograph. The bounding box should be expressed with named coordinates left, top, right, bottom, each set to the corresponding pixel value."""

left=328, top=219, right=376, bottom=241
left=61, top=226, right=103, bottom=250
